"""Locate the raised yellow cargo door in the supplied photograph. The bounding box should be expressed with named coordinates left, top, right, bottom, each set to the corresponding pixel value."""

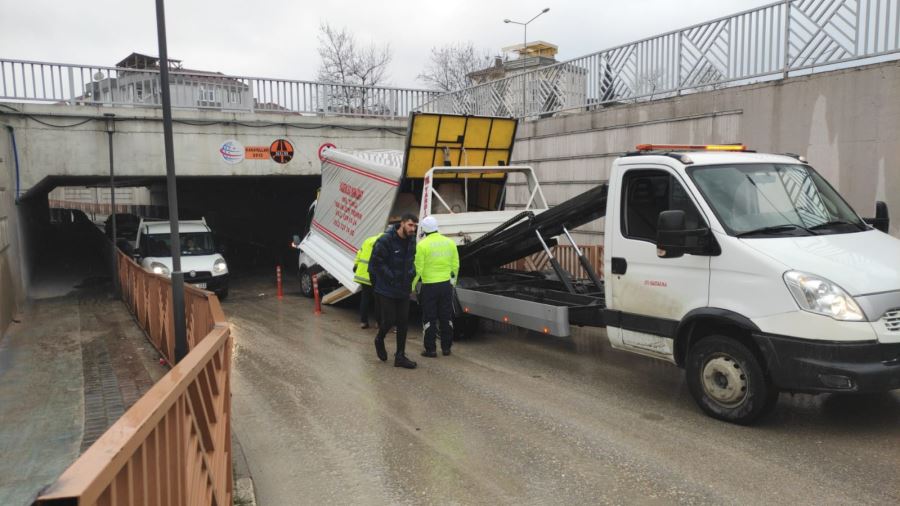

left=403, top=112, right=518, bottom=179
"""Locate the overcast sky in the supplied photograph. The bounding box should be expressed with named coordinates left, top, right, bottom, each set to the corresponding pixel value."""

left=1, top=0, right=775, bottom=88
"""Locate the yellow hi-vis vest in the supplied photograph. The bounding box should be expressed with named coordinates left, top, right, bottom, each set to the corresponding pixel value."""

left=412, top=232, right=459, bottom=288
left=354, top=233, right=382, bottom=286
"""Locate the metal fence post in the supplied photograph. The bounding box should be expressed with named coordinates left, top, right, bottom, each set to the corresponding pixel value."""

left=782, top=0, right=792, bottom=79
left=677, top=31, right=684, bottom=95
left=67, top=67, right=76, bottom=105
left=248, top=79, right=256, bottom=112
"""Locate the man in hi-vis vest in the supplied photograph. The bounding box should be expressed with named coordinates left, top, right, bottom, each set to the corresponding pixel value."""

left=412, top=216, right=459, bottom=357
left=354, top=232, right=384, bottom=329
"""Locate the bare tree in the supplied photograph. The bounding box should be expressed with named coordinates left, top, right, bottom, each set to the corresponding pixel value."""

left=418, top=42, right=491, bottom=92
left=691, top=62, right=726, bottom=92
left=316, top=22, right=392, bottom=114
left=633, top=68, right=668, bottom=101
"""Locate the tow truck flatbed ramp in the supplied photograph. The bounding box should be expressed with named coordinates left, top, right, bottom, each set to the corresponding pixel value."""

left=459, top=183, right=608, bottom=273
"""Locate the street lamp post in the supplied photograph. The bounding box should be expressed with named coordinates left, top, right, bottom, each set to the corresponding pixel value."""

left=155, top=0, right=188, bottom=363
left=504, top=7, right=550, bottom=117
left=105, top=112, right=118, bottom=297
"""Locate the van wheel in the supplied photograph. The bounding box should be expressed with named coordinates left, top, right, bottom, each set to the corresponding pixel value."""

left=299, top=269, right=314, bottom=298
left=686, top=335, right=778, bottom=425
left=216, top=287, right=229, bottom=301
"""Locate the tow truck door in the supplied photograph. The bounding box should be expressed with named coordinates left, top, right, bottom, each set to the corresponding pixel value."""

left=607, top=166, right=711, bottom=361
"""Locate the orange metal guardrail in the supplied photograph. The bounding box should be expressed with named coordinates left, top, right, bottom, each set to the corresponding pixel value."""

left=117, top=251, right=221, bottom=364
left=37, top=251, right=232, bottom=505
left=505, top=244, right=604, bottom=279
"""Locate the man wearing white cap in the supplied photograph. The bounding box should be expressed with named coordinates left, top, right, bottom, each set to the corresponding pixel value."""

left=412, top=215, right=459, bottom=357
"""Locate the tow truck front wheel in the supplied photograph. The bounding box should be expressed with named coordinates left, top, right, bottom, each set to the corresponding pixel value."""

left=686, top=335, right=778, bottom=425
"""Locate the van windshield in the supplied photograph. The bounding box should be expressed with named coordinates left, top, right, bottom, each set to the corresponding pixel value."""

left=688, top=163, right=866, bottom=237
left=144, top=232, right=216, bottom=257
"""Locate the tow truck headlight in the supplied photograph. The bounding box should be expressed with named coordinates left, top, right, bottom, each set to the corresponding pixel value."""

left=783, top=271, right=864, bottom=321
left=150, top=262, right=170, bottom=277
left=213, top=258, right=228, bottom=274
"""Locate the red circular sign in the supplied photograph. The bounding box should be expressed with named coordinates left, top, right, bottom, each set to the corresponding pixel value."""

left=318, top=143, right=336, bottom=161
left=270, top=139, right=294, bottom=164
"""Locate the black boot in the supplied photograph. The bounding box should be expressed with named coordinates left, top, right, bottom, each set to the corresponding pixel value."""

left=394, top=354, right=417, bottom=369
left=374, top=338, right=387, bottom=362
left=421, top=350, right=437, bottom=358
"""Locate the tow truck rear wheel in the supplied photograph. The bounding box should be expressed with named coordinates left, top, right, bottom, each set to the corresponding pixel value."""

left=453, top=315, right=479, bottom=341
left=686, top=335, right=778, bottom=425
left=299, top=269, right=314, bottom=298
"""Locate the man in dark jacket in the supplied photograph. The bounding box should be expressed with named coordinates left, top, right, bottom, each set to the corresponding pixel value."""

left=369, top=213, right=418, bottom=369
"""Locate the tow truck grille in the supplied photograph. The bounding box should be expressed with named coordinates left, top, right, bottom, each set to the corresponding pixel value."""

left=884, top=309, right=900, bottom=332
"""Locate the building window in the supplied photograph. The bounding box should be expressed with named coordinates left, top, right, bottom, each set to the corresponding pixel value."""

left=199, top=86, right=218, bottom=103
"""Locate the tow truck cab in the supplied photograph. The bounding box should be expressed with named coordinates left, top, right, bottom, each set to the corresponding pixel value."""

left=133, top=219, right=230, bottom=299
left=603, top=144, right=899, bottom=423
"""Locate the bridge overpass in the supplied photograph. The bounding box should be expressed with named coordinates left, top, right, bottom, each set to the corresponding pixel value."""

left=0, top=104, right=408, bottom=196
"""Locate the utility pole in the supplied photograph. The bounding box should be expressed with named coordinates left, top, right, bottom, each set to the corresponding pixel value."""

left=155, top=0, right=188, bottom=363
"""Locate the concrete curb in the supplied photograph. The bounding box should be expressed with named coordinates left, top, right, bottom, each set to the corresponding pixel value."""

left=231, top=430, right=258, bottom=506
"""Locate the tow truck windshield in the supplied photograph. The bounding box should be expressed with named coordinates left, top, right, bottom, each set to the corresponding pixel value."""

left=688, top=163, right=866, bottom=237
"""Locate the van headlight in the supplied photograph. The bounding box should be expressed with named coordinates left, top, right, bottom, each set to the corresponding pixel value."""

left=783, top=271, right=864, bottom=321
left=213, top=258, right=228, bottom=274
left=150, top=262, right=170, bottom=277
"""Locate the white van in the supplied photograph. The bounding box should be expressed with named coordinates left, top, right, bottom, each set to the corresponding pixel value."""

left=134, top=219, right=229, bottom=299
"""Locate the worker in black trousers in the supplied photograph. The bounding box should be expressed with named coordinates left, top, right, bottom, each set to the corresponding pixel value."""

left=412, top=216, right=459, bottom=357
left=369, top=214, right=418, bottom=369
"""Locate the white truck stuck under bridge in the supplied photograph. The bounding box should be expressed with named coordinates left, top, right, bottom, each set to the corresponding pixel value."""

left=298, top=113, right=900, bottom=424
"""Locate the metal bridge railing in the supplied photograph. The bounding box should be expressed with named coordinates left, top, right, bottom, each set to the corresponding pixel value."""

left=0, top=58, right=439, bottom=118
left=421, top=0, right=900, bottom=118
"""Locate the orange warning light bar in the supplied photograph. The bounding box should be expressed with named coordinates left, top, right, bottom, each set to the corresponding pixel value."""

left=636, top=144, right=748, bottom=152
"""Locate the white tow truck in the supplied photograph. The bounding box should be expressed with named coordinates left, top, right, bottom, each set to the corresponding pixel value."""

left=460, top=143, right=898, bottom=423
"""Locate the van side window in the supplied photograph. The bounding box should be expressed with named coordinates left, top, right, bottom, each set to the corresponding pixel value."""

left=621, top=170, right=704, bottom=242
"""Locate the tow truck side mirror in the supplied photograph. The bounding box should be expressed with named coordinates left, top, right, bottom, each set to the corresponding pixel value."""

left=656, top=210, right=716, bottom=258
left=656, top=210, right=687, bottom=258
left=864, top=201, right=890, bottom=233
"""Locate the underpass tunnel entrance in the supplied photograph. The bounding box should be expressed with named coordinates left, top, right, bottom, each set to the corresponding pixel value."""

left=26, top=175, right=320, bottom=299
left=20, top=178, right=158, bottom=299
left=172, top=176, right=320, bottom=275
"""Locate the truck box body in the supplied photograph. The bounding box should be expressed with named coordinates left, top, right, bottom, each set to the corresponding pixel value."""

left=299, top=148, right=406, bottom=294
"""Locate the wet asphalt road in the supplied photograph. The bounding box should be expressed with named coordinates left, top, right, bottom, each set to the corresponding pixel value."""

left=225, top=274, right=900, bottom=505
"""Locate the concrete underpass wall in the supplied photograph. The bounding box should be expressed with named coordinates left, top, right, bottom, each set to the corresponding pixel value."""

left=2, top=105, right=407, bottom=193
left=0, top=122, right=25, bottom=335
left=511, top=60, right=900, bottom=244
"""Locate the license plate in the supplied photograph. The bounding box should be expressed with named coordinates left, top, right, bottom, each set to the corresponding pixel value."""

left=195, top=282, right=207, bottom=289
